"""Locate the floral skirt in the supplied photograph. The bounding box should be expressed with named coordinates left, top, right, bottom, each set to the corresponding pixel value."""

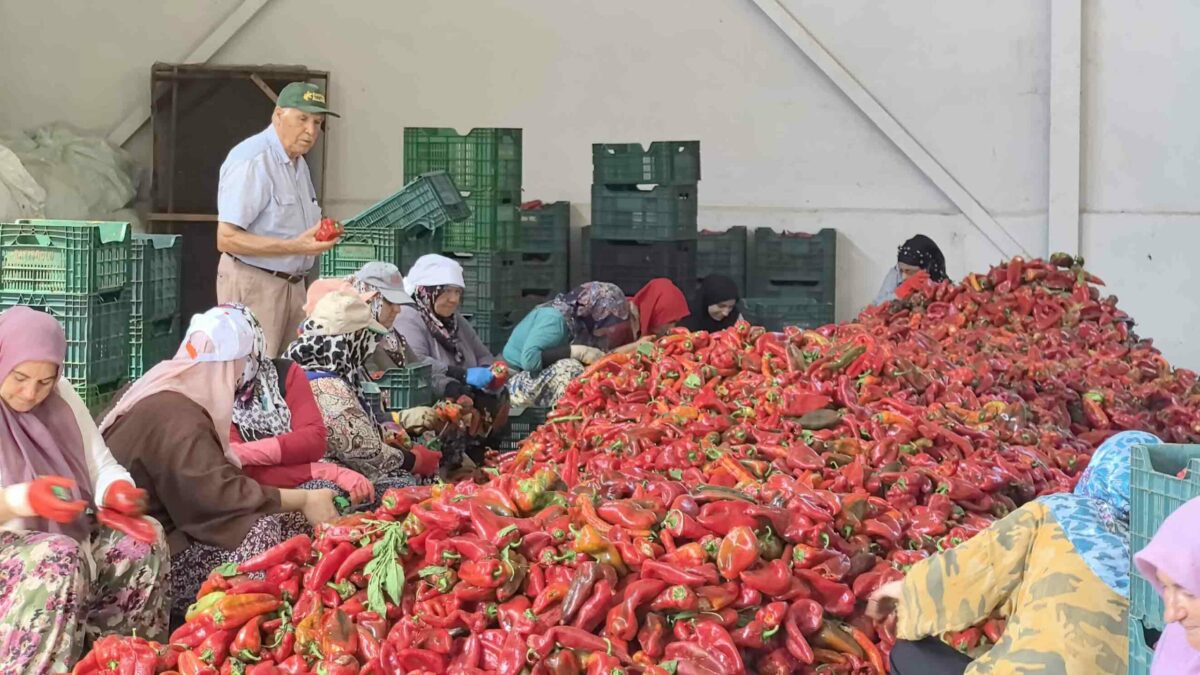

left=0, top=524, right=169, bottom=673
left=507, top=359, right=584, bottom=409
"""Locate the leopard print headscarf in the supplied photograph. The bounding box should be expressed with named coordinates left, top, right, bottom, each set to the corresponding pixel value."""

left=285, top=320, right=380, bottom=407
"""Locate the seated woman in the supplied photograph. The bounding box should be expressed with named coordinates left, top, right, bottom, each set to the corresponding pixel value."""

left=502, top=282, right=629, bottom=409
left=1135, top=496, right=1200, bottom=673
left=285, top=290, right=441, bottom=488
left=0, top=307, right=167, bottom=672
left=99, top=306, right=338, bottom=618
left=681, top=274, right=741, bottom=333
left=610, top=278, right=690, bottom=353
left=873, top=234, right=948, bottom=305
left=396, top=254, right=509, bottom=462
left=226, top=304, right=374, bottom=505
left=870, top=430, right=1157, bottom=674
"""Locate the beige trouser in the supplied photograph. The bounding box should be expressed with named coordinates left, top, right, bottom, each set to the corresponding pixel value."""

left=216, top=254, right=308, bottom=357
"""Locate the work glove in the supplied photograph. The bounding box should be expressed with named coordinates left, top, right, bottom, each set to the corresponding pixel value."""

left=230, top=437, right=283, bottom=466
left=102, top=480, right=147, bottom=517
left=465, top=367, right=494, bottom=389
left=408, top=445, right=442, bottom=477
left=310, top=463, right=374, bottom=505
left=396, top=406, right=439, bottom=431
left=6, top=476, right=87, bottom=524
left=570, top=345, right=605, bottom=366
left=380, top=422, right=412, bottom=449
left=895, top=270, right=932, bottom=300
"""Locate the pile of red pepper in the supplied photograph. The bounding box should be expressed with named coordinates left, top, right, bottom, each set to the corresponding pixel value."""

left=74, top=255, right=1200, bottom=675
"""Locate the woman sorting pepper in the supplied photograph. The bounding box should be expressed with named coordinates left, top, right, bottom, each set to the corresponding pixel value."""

left=0, top=307, right=168, bottom=673
left=100, top=306, right=339, bottom=617
left=873, top=234, right=949, bottom=305
left=610, top=278, right=691, bottom=353
left=396, top=254, right=510, bottom=464
left=869, top=430, right=1156, bottom=674
left=681, top=274, right=741, bottom=333
left=285, top=290, right=442, bottom=488
left=1135, top=496, right=1200, bottom=673
left=502, top=281, right=630, bottom=409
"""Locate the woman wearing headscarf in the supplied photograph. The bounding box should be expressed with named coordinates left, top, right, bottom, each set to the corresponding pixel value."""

left=286, top=290, right=442, bottom=486
left=681, top=274, right=741, bottom=333
left=0, top=307, right=168, bottom=672
left=869, top=430, right=1157, bottom=674
left=873, top=234, right=949, bottom=305
left=610, top=278, right=690, bottom=351
left=100, top=306, right=338, bottom=618
left=502, top=281, right=630, bottom=409
left=307, top=261, right=418, bottom=378
left=1135, top=496, right=1200, bottom=673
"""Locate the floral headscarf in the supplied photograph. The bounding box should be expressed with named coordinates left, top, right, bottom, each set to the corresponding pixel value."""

left=543, top=282, right=630, bottom=344
left=228, top=304, right=292, bottom=442
left=285, top=321, right=380, bottom=408
left=351, top=276, right=409, bottom=368
left=414, top=285, right=463, bottom=364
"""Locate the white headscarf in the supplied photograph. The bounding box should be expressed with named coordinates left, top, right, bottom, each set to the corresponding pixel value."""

left=404, top=254, right=465, bottom=296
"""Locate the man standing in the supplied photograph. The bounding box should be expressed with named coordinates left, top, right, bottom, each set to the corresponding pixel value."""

left=216, top=81, right=341, bottom=356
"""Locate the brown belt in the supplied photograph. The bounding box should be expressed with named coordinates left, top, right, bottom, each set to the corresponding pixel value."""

left=229, top=255, right=305, bottom=284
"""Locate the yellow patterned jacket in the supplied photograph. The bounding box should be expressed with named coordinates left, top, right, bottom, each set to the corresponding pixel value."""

left=897, top=501, right=1128, bottom=674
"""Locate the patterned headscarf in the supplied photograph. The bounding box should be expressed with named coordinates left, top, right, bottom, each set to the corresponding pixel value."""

left=351, top=276, right=408, bottom=368
left=543, top=282, right=630, bottom=344
left=414, top=285, right=463, bottom=364
left=228, top=304, right=292, bottom=442
left=285, top=321, right=380, bottom=407
left=1039, top=430, right=1161, bottom=597
left=897, top=235, right=948, bottom=282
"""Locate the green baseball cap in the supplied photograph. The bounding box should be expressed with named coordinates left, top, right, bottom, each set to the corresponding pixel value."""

left=276, top=82, right=340, bottom=118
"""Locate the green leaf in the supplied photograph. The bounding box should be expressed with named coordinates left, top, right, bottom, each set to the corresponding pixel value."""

left=668, top=469, right=683, bottom=480
left=385, top=559, right=404, bottom=605
left=637, top=341, right=655, bottom=357
left=418, top=565, right=449, bottom=578
left=333, top=495, right=350, bottom=512
left=214, top=562, right=239, bottom=577
left=660, top=660, right=679, bottom=674
left=683, top=373, right=703, bottom=389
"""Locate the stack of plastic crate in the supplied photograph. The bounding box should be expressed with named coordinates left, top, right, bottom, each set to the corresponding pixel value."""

left=589, top=141, right=700, bottom=296
left=696, top=226, right=748, bottom=294
left=741, top=228, right=836, bottom=331
left=0, top=219, right=132, bottom=413
left=514, top=201, right=570, bottom=315
left=128, top=234, right=183, bottom=379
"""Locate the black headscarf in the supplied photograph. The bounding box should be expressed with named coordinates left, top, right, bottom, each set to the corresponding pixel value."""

left=682, top=275, right=740, bottom=332
left=897, top=235, right=948, bottom=282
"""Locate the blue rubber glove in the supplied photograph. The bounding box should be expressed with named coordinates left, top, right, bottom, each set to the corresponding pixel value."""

left=465, top=367, right=494, bottom=389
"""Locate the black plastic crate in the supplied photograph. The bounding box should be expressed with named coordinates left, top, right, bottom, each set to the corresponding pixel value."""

left=512, top=253, right=568, bottom=297
left=697, top=227, right=747, bottom=293
left=590, top=184, right=697, bottom=241
left=590, top=239, right=696, bottom=297
left=592, top=141, right=700, bottom=186
left=748, top=228, right=836, bottom=297
left=741, top=297, right=835, bottom=331
left=500, top=406, right=550, bottom=452
left=519, top=201, right=570, bottom=254
left=577, top=226, right=592, bottom=286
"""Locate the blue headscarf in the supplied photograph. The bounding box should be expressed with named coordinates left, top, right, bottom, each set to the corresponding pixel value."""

left=1040, top=430, right=1162, bottom=597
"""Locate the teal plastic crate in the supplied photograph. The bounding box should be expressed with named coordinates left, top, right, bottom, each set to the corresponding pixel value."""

left=321, top=228, right=444, bottom=278
left=513, top=253, right=568, bottom=297
left=345, top=172, right=469, bottom=233
left=748, top=228, right=836, bottom=298
left=519, top=201, right=570, bottom=254
left=697, top=227, right=747, bottom=294
left=592, top=141, right=700, bottom=186
left=0, top=220, right=130, bottom=295
left=1130, top=443, right=1200, bottom=630
left=590, top=184, right=697, bottom=241
left=404, top=128, right=522, bottom=194
left=450, top=251, right=519, bottom=315
left=501, top=406, right=550, bottom=452
left=131, top=234, right=182, bottom=321
left=443, top=190, right=520, bottom=251
left=129, top=317, right=180, bottom=379
left=0, top=291, right=129, bottom=387
left=1128, top=615, right=1156, bottom=675
left=741, top=297, right=834, bottom=332
left=373, top=363, right=434, bottom=410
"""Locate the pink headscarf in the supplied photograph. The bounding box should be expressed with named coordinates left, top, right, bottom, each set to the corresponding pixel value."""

left=1135, top=497, right=1200, bottom=673
left=0, top=307, right=92, bottom=540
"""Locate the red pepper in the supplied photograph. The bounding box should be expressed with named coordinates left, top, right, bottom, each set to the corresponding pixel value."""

left=315, top=654, right=358, bottom=675
left=570, top=578, right=615, bottom=633
left=314, top=217, right=343, bottom=242
left=605, top=578, right=667, bottom=640
left=239, top=535, right=312, bottom=573
left=96, top=509, right=158, bottom=544
left=650, top=583, right=700, bottom=612
left=597, top=500, right=660, bottom=530
left=696, top=583, right=740, bottom=612
left=740, top=558, right=792, bottom=596
left=231, top=615, right=263, bottom=662
left=306, top=541, right=354, bottom=591
left=275, top=655, right=309, bottom=675
left=333, top=545, right=373, bottom=583
left=716, top=525, right=758, bottom=580
left=640, top=559, right=719, bottom=587
left=528, top=626, right=631, bottom=662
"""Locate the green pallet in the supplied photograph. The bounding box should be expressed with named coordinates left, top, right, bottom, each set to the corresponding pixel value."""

left=0, top=220, right=130, bottom=295
left=519, top=201, right=570, bottom=254
left=748, top=228, right=836, bottom=299
left=404, top=128, right=522, bottom=194
left=501, top=406, right=550, bottom=452
left=443, top=190, right=521, bottom=251
left=1130, top=443, right=1200, bottom=630
left=320, top=228, right=443, bottom=278
left=129, top=317, right=180, bottom=379
left=345, top=171, right=469, bottom=233
left=741, top=297, right=834, bottom=332
left=1128, top=615, right=1155, bottom=675
left=593, top=141, right=700, bottom=186
left=590, top=184, right=698, bottom=241
left=697, top=227, right=747, bottom=294
left=373, top=363, right=434, bottom=410
left=0, top=291, right=129, bottom=387
left=131, top=234, right=182, bottom=321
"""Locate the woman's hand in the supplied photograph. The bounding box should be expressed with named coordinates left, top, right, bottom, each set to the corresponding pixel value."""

left=867, top=580, right=904, bottom=621
left=7, top=477, right=89, bottom=524
left=103, top=480, right=148, bottom=516
left=300, top=488, right=339, bottom=525
left=310, top=464, right=375, bottom=505
left=570, top=345, right=604, bottom=365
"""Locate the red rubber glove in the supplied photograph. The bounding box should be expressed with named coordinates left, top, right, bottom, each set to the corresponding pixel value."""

left=103, top=480, right=147, bottom=517
left=895, top=270, right=932, bottom=300
left=409, top=445, right=442, bottom=477
left=27, top=477, right=87, bottom=524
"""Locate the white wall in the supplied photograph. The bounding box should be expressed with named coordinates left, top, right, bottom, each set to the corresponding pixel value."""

left=1, top=0, right=1196, bottom=365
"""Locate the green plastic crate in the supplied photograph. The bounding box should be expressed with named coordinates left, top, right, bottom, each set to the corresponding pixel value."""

left=129, top=317, right=180, bottom=379
left=590, top=239, right=695, bottom=297
left=1128, top=615, right=1156, bottom=675
left=593, top=141, right=700, bottom=186
left=578, top=226, right=592, bottom=286
left=321, top=228, right=444, bottom=278
left=131, top=234, right=182, bottom=321
left=404, top=128, right=522, bottom=194
left=741, top=297, right=834, bottom=332
left=501, top=406, right=550, bottom=452
left=513, top=253, right=568, bottom=297
left=443, top=190, right=521, bottom=251
left=0, top=291, right=129, bottom=387
left=462, top=309, right=517, bottom=354
left=697, top=227, right=747, bottom=294
left=0, top=220, right=130, bottom=295
left=344, top=172, right=470, bottom=233
left=748, top=228, right=836, bottom=298
left=590, top=184, right=697, bottom=241
left=82, top=379, right=127, bottom=418
left=519, top=201, right=570, bottom=254
left=450, top=251, right=519, bottom=315
left=373, top=363, right=434, bottom=410
left=1130, top=443, right=1200, bottom=630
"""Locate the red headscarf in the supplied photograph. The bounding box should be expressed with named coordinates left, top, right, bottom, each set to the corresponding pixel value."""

left=632, top=279, right=690, bottom=337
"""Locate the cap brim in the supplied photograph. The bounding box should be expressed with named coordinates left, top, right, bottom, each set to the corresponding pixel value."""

left=380, top=288, right=415, bottom=306
left=291, top=104, right=340, bottom=118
